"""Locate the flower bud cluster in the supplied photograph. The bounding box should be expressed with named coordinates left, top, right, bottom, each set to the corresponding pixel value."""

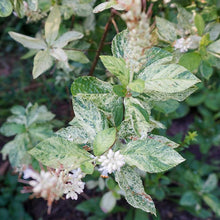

left=120, top=1, right=152, bottom=73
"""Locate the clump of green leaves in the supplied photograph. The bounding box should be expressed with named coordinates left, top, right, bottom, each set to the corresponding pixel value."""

left=0, top=103, right=56, bottom=169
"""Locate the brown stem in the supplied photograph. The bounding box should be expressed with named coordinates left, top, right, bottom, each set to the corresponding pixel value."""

left=111, top=17, right=119, bottom=33
left=70, top=15, right=75, bottom=30
left=89, top=12, right=114, bottom=76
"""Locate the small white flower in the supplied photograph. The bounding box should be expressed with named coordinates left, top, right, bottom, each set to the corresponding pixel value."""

left=174, top=37, right=192, bottom=53
left=174, top=36, right=201, bottom=53
left=63, top=168, right=85, bottom=200
left=98, top=149, right=125, bottom=177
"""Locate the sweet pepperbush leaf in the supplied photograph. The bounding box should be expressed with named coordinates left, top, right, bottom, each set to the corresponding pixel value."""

left=121, top=138, right=185, bottom=173
left=29, top=136, right=92, bottom=170
left=115, top=165, right=156, bottom=215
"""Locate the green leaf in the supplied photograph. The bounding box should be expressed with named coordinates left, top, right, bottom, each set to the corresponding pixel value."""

left=53, top=31, right=83, bottom=48
left=179, top=52, right=201, bottom=72
left=138, top=63, right=200, bottom=93
left=194, top=14, right=205, bottom=36
left=0, top=0, right=13, bottom=17
left=122, top=138, right=185, bottom=173
left=112, top=29, right=128, bottom=58
left=207, top=39, right=220, bottom=55
left=71, top=76, right=112, bottom=96
left=128, top=79, right=145, bottom=93
left=100, top=56, right=130, bottom=86
left=180, top=191, right=199, bottom=206
left=115, top=165, right=156, bottom=215
left=80, top=161, right=94, bottom=174
left=202, top=174, right=218, bottom=193
left=100, top=191, right=116, bottom=213
left=29, top=137, right=92, bottom=170
left=156, top=17, right=177, bottom=42
left=199, top=61, right=213, bottom=80
left=177, top=6, right=193, bottom=30
left=9, top=32, right=47, bottom=50
left=203, top=194, right=220, bottom=216
left=45, top=5, right=61, bottom=44
left=113, top=85, right=127, bottom=97
left=1, top=134, right=32, bottom=168
left=153, top=99, right=180, bottom=114
left=0, top=123, right=25, bottom=137
left=66, top=50, right=89, bottom=63
left=33, top=50, right=53, bottom=78
left=93, top=128, right=116, bottom=156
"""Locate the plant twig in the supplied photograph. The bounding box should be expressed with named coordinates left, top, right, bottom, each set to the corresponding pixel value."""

left=89, top=12, right=114, bottom=76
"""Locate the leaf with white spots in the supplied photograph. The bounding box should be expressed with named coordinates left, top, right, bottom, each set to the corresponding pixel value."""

left=115, top=165, right=156, bottom=215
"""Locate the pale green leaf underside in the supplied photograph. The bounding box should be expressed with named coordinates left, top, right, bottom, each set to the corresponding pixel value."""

left=53, top=31, right=83, bottom=48
left=138, top=63, right=200, bottom=93
left=33, top=50, right=53, bottom=79
left=45, top=5, right=61, bottom=44
left=93, top=1, right=118, bottom=13
left=115, top=165, right=156, bottom=215
left=93, top=127, right=116, bottom=156
left=122, top=139, right=185, bottom=173
left=9, top=32, right=47, bottom=50
left=66, top=50, right=89, bottom=63
left=29, top=136, right=91, bottom=170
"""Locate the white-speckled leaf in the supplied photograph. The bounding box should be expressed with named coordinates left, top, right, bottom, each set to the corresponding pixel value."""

left=29, top=136, right=92, bottom=170
left=115, top=165, right=156, bottom=215
left=33, top=50, right=53, bottom=78
left=56, top=124, right=90, bottom=144
left=53, top=31, right=83, bottom=48
left=112, top=30, right=128, bottom=58
left=138, top=63, right=200, bottom=93
left=50, top=48, right=68, bottom=62
left=0, top=0, right=13, bottom=17
left=122, top=139, right=185, bottom=173
left=27, top=0, right=38, bottom=11
left=177, top=6, right=193, bottom=30
left=156, top=17, right=177, bottom=42
left=9, top=32, right=47, bottom=50
left=72, top=96, right=108, bottom=142
left=71, top=77, right=123, bottom=126
left=45, top=5, right=61, bottom=44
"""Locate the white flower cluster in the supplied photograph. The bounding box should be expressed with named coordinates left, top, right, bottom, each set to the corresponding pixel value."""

left=98, top=149, right=125, bottom=177
left=174, top=35, right=201, bottom=53
left=23, top=168, right=85, bottom=204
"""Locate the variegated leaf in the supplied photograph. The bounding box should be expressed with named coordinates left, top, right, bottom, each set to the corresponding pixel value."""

left=112, top=30, right=128, bottom=58
left=138, top=63, right=200, bottom=93
left=207, top=39, right=220, bottom=56
left=0, top=0, right=13, bottom=17
left=9, top=32, right=47, bottom=50
left=66, top=50, right=89, bottom=63
left=156, top=17, right=177, bottom=42
left=93, top=1, right=118, bottom=13
left=115, top=165, right=156, bottom=215
left=29, top=136, right=92, bottom=170
left=72, top=96, right=108, bottom=142
left=122, top=139, right=185, bottom=173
